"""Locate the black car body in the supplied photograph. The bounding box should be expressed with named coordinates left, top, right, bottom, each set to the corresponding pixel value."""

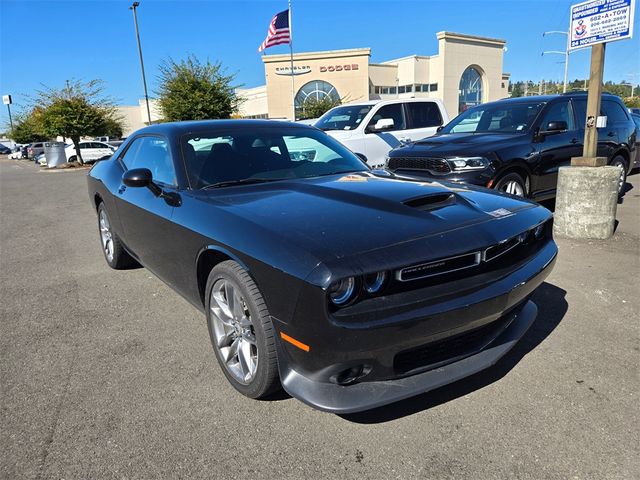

left=630, top=113, right=640, bottom=169
left=386, top=93, right=637, bottom=201
left=87, top=120, right=557, bottom=413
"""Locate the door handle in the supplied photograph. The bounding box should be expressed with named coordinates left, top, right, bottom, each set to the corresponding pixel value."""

left=118, top=185, right=126, bottom=194
left=570, top=138, right=578, bottom=144
left=607, top=131, right=615, bottom=137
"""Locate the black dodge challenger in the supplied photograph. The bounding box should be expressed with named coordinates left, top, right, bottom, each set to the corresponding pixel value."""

left=87, top=120, right=557, bottom=413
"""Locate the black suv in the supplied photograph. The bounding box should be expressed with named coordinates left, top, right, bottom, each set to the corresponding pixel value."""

left=386, top=93, right=636, bottom=199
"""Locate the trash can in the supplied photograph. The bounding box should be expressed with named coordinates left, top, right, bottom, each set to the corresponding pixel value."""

left=44, top=142, right=67, bottom=168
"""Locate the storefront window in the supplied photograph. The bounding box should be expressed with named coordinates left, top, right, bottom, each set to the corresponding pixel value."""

left=458, top=67, right=483, bottom=113
left=295, top=81, right=340, bottom=118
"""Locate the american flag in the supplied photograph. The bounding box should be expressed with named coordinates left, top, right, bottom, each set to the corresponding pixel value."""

left=258, top=9, right=290, bottom=52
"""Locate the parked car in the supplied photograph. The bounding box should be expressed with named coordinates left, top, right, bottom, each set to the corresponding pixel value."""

left=87, top=120, right=557, bottom=413
left=386, top=92, right=636, bottom=199
left=315, top=98, right=450, bottom=168
left=27, top=142, right=45, bottom=159
left=631, top=113, right=640, bottom=170
left=629, top=107, right=640, bottom=115
left=66, top=141, right=116, bottom=164
left=0, top=144, right=11, bottom=154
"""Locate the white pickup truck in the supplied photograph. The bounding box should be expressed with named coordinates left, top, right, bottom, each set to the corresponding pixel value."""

left=314, top=98, right=449, bottom=168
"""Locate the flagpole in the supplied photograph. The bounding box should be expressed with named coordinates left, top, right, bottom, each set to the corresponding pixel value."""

left=288, top=0, right=295, bottom=121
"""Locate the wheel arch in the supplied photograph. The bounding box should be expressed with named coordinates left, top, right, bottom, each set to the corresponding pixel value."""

left=195, top=246, right=250, bottom=308
left=492, top=161, right=532, bottom=194
left=611, top=148, right=631, bottom=172
left=93, top=193, right=103, bottom=210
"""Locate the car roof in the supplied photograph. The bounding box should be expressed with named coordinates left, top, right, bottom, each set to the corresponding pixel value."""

left=134, top=119, right=314, bottom=136
left=466, top=92, right=621, bottom=110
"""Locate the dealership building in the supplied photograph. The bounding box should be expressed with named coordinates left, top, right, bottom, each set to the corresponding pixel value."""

left=237, top=31, right=510, bottom=120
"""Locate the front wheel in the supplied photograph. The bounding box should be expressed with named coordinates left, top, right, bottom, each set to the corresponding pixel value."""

left=610, top=155, right=628, bottom=196
left=67, top=155, right=77, bottom=163
left=205, top=260, right=280, bottom=399
left=494, top=172, right=527, bottom=197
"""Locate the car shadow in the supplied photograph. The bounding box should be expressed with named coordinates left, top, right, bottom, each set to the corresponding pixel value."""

left=339, top=282, right=567, bottom=424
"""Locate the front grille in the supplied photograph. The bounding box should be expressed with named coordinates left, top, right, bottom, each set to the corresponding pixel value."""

left=484, top=235, right=522, bottom=261
left=388, top=156, right=451, bottom=174
left=393, top=315, right=513, bottom=374
left=397, top=252, right=481, bottom=282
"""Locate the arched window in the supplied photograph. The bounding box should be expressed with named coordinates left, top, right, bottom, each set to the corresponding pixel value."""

left=459, top=67, right=483, bottom=114
left=295, top=80, right=340, bottom=117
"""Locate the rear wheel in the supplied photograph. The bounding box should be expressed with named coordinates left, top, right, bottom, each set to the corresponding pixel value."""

left=68, top=155, right=77, bottom=163
left=97, top=203, right=135, bottom=269
left=610, top=155, right=628, bottom=196
left=205, top=260, right=280, bottom=399
left=494, top=172, right=527, bottom=197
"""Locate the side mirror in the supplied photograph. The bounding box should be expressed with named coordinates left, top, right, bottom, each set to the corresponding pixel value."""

left=436, top=125, right=444, bottom=133
left=354, top=152, right=369, bottom=166
left=542, top=121, right=568, bottom=135
left=370, top=118, right=395, bottom=132
left=122, top=168, right=153, bottom=188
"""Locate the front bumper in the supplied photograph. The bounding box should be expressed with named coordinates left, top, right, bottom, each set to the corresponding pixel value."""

left=273, top=240, right=557, bottom=413
left=278, top=300, right=537, bottom=414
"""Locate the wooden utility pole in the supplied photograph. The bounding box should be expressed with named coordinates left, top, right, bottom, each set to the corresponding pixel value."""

left=571, top=43, right=606, bottom=166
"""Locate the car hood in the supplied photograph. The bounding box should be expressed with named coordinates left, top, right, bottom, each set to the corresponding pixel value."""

left=323, top=129, right=355, bottom=141
left=394, top=132, right=529, bottom=156
left=195, top=172, right=550, bottom=279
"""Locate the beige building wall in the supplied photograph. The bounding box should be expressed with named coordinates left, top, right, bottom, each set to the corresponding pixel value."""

left=263, top=48, right=371, bottom=119
left=236, top=32, right=508, bottom=120
left=436, top=31, right=506, bottom=116
left=237, top=86, right=268, bottom=118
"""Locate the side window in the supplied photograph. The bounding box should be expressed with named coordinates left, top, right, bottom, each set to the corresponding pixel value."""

left=405, top=102, right=443, bottom=129
left=572, top=99, right=587, bottom=129
left=368, top=103, right=405, bottom=131
left=601, top=100, right=629, bottom=124
left=540, top=100, right=575, bottom=131
left=121, top=136, right=176, bottom=186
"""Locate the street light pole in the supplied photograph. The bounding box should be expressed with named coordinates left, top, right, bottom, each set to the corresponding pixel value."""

left=543, top=31, right=570, bottom=93
left=130, top=2, right=152, bottom=125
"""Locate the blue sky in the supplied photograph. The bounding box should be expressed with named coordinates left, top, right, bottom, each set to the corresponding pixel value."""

left=1, top=0, right=639, bottom=127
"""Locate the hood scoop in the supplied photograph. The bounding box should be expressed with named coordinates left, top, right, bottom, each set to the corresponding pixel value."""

left=403, top=192, right=455, bottom=211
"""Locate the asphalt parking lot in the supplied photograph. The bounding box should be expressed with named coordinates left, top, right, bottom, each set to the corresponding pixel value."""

left=1, top=157, right=638, bottom=479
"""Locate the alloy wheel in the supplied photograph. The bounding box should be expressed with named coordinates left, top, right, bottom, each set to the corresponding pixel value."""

left=99, top=209, right=114, bottom=262
left=500, top=180, right=524, bottom=196
left=210, top=279, right=258, bottom=384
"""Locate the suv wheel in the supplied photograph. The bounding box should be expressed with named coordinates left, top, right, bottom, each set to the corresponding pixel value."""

left=610, top=155, right=627, bottom=195
left=494, top=172, right=527, bottom=197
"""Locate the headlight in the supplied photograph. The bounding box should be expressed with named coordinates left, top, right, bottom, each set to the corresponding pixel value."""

left=329, top=277, right=356, bottom=306
left=363, top=271, right=387, bottom=294
left=446, top=157, right=490, bottom=171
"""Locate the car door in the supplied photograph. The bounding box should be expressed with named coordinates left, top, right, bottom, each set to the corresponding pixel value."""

left=572, top=98, right=619, bottom=159
left=402, top=101, right=444, bottom=142
left=363, top=103, right=406, bottom=165
left=534, top=99, right=581, bottom=194
left=94, top=142, right=114, bottom=160
left=78, top=142, right=95, bottom=162
left=114, top=135, right=180, bottom=282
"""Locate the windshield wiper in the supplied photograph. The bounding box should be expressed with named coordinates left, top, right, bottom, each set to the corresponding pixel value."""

left=201, top=178, right=281, bottom=189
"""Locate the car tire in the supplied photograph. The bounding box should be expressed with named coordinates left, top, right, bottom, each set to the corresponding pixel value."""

left=205, top=260, right=280, bottom=399
left=610, top=155, right=628, bottom=196
left=494, top=172, right=527, bottom=197
left=97, top=203, right=136, bottom=269
left=68, top=155, right=77, bottom=163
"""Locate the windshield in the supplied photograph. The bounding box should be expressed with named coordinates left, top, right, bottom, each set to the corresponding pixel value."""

left=441, top=102, right=545, bottom=134
left=315, top=105, right=373, bottom=131
left=181, top=127, right=368, bottom=189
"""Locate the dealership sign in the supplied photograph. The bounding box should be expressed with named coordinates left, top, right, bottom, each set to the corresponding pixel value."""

left=569, top=0, right=635, bottom=50
left=275, top=66, right=311, bottom=75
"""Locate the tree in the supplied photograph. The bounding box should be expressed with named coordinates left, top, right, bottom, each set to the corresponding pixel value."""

left=37, top=80, right=123, bottom=163
left=298, top=96, right=342, bottom=120
left=10, top=108, right=48, bottom=144
left=157, top=55, right=242, bottom=121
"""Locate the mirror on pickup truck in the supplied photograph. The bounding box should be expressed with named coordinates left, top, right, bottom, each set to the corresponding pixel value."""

left=369, top=118, right=395, bottom=133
